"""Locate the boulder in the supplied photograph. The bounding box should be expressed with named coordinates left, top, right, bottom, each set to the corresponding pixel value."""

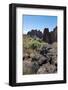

left=37, top=63, right=57, bottom=74
left=38, top=55, right=48, bottom=65
left=40, top=45, right=52, bottom=55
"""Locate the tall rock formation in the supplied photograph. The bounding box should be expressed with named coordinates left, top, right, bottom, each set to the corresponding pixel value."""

left=43, top=26, right=57, bottom=44
left=43, top=28, right=50, bottom=43
left=27, top=26, right=57, bottom=44
left=27, top=29, right=43, bottom=39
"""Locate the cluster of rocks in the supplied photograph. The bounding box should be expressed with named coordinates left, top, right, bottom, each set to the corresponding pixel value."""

left=23, top=43, right=57, bottom=75
left=27, top=29, right=43, bottom=39
left=27, top=26, right=57, bottom=44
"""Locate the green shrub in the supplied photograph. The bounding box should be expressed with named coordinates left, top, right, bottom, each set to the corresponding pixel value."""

left=29, top=40, right=41, bottom=50
left=23, top=35, right=46, bottom=51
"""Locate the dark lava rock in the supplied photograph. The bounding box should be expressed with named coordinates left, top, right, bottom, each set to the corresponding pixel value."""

left=38, top=55, right=49, bottom=65
left=40, top=45, right=52, bottom=55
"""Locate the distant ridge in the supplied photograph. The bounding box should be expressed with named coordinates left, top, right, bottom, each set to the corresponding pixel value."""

left=27, top=26, right=57, bottom=44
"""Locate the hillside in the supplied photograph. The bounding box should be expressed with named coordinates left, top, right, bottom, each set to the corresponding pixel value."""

left=23, top=34, right=57, bottom=75
left=27, top=26, right=57, bottom=44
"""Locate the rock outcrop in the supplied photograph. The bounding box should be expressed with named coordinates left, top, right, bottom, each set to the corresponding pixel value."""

left=27, top=26, right=57, bottom=44
left=27, top=29, right=43, bottom=39
left=43, top=26, right=57, bottom=44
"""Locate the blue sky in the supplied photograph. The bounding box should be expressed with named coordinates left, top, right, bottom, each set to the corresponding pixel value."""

left=23, top=15, right=57, bottom=34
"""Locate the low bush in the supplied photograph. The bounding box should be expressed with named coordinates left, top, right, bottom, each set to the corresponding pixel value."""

left=29, top=40, right=41, bottom=50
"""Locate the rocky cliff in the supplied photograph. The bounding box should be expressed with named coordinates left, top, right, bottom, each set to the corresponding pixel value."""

left=27, top=26, right=57, bottom=44
left=27, top=29, right=43, bottom=39
left=43, top=26, right=57, bottom=44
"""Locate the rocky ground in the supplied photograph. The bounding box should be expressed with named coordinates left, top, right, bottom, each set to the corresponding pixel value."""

left=23, top=42, right=57, bottom=75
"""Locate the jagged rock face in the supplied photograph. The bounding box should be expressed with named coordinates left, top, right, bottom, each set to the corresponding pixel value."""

left=27, top=29, right=43, bottom=39
left=43, top=28, right=50, bottom=43
left=50, top=26, right=57, bottom=43
left=43, top=26, right=57, bottom=44
left=27, top=26, right=57, bottom=44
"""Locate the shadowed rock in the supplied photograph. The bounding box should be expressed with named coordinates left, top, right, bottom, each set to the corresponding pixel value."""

left=27, top=29, right=43, bottom=39
left=27, top=26, right=57, bottom=44
left=43, top=26, right=57, bottom=44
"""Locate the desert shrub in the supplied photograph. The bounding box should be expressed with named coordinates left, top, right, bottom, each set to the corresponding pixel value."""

left=23, top=35, right=46, bottom=52
left=29, top=40, right=41, bottom=50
